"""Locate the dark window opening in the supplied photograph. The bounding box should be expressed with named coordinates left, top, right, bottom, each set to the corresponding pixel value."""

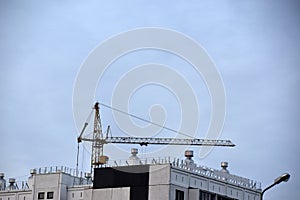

left=47, top=192, right=54, bottom=199
left=200, top=190, right=210, bottom=200
left=217, top=196, right=237, bottom=200
left=200, top=190, right=237, bottom=200
left=175, top=189, right=184, bottom=200
left=38, top=192, right=45, bottom=199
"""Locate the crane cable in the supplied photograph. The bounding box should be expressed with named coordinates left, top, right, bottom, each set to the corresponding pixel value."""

left=76, top=109, right=93, bottom=176
left=98, top=102, right=196, bottom=139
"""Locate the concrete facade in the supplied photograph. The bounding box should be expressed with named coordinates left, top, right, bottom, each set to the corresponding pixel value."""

left=0, top=161, right=261, bottom=200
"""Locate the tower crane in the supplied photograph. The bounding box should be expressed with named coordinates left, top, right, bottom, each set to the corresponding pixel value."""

left=77, top=102, right=235, bottom=169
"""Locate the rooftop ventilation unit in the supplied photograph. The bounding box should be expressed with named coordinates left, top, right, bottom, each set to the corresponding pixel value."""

left=127, top=148, right=141, bottom=165
left=0, top=173, right=6, bottom=191
left=221, top=162, right=229, bottom=173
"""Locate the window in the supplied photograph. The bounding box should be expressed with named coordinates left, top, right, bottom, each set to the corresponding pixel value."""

left=200, top=190, right=236, bottom=200
left=47, top=192, right=54, bottom=199
left=72, top=193, right=74, bottom=198
left=175, top=189, right=184, bottom=200
left=217, top=196, right=237, bottom=200
left=38, top=192, right=45, bottom=199
left=80, top=192, right=83, bottom=197
left=200, top=191, right=210, bottom=200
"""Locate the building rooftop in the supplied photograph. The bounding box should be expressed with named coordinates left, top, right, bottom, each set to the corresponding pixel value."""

left=100, top=155, right=261, bottom=192
left=0, top=150, right=261, bottom=193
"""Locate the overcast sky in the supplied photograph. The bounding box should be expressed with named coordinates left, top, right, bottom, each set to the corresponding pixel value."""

left=1, top=1, right=299, bottom=199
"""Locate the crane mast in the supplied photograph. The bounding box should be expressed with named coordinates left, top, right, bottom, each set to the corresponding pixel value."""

left=92, top=102, right=101, bottom=167
left=77, top=102, right=235, bottom=169
left=91, top=102, right=108, bottom=168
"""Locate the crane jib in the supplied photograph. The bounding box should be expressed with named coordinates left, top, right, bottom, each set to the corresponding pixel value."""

left=80, top=136, right=235, bottom=147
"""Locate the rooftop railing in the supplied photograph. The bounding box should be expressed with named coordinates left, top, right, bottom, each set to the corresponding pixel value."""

left=104, top=157, right=261, bottom=191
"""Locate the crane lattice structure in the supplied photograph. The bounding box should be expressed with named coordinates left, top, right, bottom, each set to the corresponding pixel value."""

left=77, top=102, right=235, bottom=169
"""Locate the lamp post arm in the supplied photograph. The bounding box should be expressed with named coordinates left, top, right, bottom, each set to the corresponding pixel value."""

left=260, top=182, right=276, bottom=200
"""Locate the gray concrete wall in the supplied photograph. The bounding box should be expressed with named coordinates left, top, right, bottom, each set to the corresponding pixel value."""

left=170, top=167, right=261, bottom=200
left=92, top=188, right=130, bottom=200
left=0, top=191, right=32, bottom=200
left=188, top=189, right=199, bottom=200
left=148, top=164, right=170, bottom=200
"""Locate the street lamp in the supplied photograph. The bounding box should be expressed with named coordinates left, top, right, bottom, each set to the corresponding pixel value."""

left=260, top=173, right=290, bottom=200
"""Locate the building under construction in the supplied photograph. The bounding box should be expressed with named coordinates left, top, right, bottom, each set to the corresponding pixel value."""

left=0, top=103, right=262, bottom=199
left=0, top=149, right=261, bottom=200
